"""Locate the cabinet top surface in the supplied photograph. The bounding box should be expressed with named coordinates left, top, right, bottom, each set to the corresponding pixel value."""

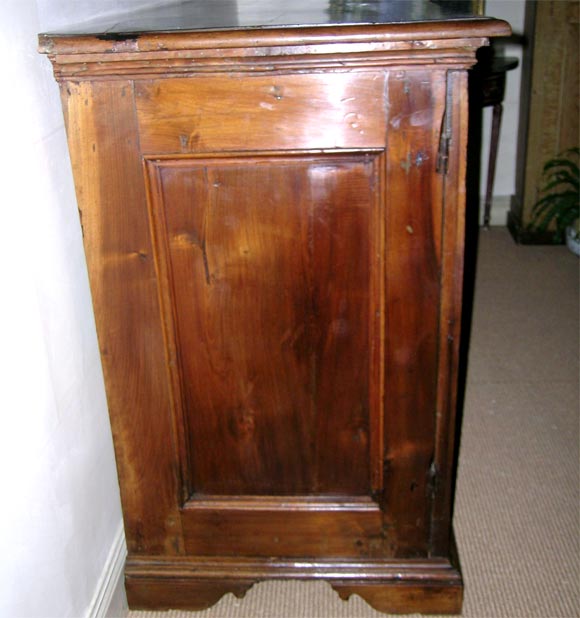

left=41, top=0, right=495, bottom=37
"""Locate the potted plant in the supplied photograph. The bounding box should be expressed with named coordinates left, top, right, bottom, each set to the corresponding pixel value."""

left=529, top=147, right=579, bottom=255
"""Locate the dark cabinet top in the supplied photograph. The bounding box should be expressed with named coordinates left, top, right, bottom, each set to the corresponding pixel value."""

left=38, top=0, right=510, bottom=80
left=42, top=0, right=489, bottom=36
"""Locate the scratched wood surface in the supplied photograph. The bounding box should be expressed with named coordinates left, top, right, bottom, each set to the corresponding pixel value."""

left=61, top=80, right=184, bottom=556
left=147, top=155, right=377, bottom=497
left=42, top=8, right=510, bottom=614
left=135, top=74, right=385, bottom=154
left=382, top=68, right=446, bottom=558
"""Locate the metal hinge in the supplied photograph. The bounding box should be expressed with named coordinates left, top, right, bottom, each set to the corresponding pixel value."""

left=436, top=73, right=453, bottom=175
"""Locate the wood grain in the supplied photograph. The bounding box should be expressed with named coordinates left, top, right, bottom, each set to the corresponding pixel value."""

left=382, top=69, right=446, bottom=557
left=42, top=8, right=510, bottom=613
left=39, top=13, right=509, bottom=82
left=39, top=19, right=509, bottom=57
left=430, top=71, right=469, bottom=556
left=61, top=80, right=183, bottom=555
left=181, top=504, right=384, bottom=558
left=146, top=153, right=381, bottom=498
left=135, top=74, right=386, bottom=154
left=125, top=552, right=462, bottom=612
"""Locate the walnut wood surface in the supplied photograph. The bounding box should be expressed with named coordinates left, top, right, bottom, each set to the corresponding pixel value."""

left=61, top=80, right=184, bottom=555
left=125, top=549, right=463, bottom=613
left=39, top=18, right=509, bottom=80
left=135, top=74, right=386, bottom=152
left=431, top=70, right=470, bottom=555
left=382, top=68, right=445, bottom=557
left=147, top=154, right=376, bottom=497
left=41, top=9, right=509, bottom=615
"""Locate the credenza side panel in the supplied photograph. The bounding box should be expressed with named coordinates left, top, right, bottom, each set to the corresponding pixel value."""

left=61, top=68, right=453, bottom=562
left=40, top=12, right=513, bottom=610
left=61, top=80, right=184, bottom=555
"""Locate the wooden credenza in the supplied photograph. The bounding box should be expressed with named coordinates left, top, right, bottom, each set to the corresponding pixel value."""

left=40, top=3, right=508, bottom=614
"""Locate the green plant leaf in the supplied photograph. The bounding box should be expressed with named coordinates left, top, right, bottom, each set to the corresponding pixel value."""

left=543, top=158, right=579, bottom=176
left=532, top=190, right=578, bottom=214
left=542, top=174, right=579, bottom=194
left=530, top=199, right=579, bottom=241
left=530, top=148, right=580, bottom=241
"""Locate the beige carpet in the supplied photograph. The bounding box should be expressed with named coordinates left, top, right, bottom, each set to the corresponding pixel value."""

left=127, top=228, right=579, bottom=618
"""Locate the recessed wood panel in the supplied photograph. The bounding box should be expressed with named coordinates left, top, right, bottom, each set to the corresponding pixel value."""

left=146, top=153, right=382, bottom=499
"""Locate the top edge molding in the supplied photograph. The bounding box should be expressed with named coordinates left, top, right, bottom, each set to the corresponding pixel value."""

left=39, top=19, right=511, bottom=56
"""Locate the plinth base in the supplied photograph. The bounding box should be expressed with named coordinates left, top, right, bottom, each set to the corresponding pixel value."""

left=125, top=548, right=463, bottom=615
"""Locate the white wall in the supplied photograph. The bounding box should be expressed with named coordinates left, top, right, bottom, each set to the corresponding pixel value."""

left=0, top=2, right=154, bottom=617
left=480, top=0, right=526, bottom=224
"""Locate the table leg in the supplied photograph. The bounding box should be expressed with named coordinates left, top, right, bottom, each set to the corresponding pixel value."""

left=483, top=102, right=503, bottom=228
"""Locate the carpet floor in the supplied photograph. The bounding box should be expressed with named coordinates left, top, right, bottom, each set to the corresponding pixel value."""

left=127, top=228, right=579, bottom=618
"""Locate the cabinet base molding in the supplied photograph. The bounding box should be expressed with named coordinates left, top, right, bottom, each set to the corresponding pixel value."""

left=125, top=553, right=463, bottom=614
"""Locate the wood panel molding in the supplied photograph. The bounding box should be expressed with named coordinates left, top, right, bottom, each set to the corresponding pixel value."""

left=40, top=5, right=509, bottom=614
left=125, top=552, right=462, bottom=613
left=144, top=151, right=385, bottom=506
left=38, top=22, right=509, bottom=80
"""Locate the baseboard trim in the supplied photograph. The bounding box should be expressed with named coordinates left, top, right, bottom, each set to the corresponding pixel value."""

left=507, top=195, right=565, bottom=244
left=479, top=195, right=511, bottom=226
left=86, top=521, right=127, bottom=618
